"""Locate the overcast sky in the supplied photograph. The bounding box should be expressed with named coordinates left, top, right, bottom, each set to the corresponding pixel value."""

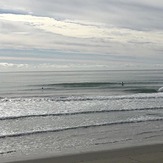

left=0, top=0, right=163, bottom=71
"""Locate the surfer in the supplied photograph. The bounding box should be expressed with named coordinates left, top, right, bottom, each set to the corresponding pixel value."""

left=121, top=82, right=124, bottom=86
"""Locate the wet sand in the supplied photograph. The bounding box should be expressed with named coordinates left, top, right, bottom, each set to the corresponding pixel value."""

left=5, top=143, right=163, bottom=163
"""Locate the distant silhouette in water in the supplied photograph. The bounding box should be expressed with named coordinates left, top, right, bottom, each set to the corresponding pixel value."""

left=42, top=87, right=44, bottom=90
left=121, top=82, right=124, bottom=86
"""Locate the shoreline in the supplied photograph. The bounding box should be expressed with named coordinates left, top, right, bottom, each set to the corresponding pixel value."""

left=4, top=143, right=163, bottom=163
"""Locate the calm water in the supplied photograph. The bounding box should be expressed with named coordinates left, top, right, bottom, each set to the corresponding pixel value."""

left=0, top=70, right=163, bottom=162
left=0, top=70, right=163, bottom=97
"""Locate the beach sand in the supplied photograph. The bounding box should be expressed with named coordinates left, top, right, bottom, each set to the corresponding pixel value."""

left=5, top=143, right=163, bottom=163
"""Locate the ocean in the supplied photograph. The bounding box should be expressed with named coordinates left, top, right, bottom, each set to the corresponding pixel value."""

left=0, top=70, right=163, bottom=162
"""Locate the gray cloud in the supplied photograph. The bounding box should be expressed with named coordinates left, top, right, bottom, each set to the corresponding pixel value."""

left=0, top=8, right=31, bottom=15
left=1, top=0, right=163, bottom=30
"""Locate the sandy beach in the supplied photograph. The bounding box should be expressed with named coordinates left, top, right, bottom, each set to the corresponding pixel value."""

left=4, top=143, right=163, bottom=163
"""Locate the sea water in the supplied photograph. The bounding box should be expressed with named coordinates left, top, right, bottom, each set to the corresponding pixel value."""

left=0, top=70, right=163, bottom=162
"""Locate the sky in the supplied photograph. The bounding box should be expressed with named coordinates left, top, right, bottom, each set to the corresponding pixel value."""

left=0, top=0, right=163, bottom=71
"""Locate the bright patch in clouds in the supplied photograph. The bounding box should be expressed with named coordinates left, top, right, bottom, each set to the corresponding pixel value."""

left=0, top=14, right=106, bottom=39
left=1, top=14, right=163, bottom=43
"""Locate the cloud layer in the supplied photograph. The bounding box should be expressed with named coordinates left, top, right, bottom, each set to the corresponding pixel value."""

left=0, top=0, right=163, bottom=71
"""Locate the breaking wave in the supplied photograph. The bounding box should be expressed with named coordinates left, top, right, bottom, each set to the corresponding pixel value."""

left=0, top=107, right=162, bottom=121
left=0, top=117, right=163, bottom=139
left=1, top=92, right=163, bottom=103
